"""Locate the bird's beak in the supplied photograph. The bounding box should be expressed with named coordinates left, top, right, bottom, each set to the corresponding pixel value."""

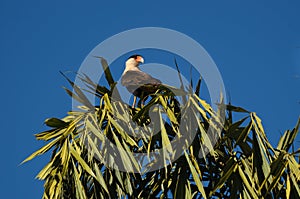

left=136, top=56, right=144, bottom=64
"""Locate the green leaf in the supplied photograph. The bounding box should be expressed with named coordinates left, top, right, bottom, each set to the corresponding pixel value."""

left=174, top=58, right=184, bottom=91
left=288, top=155, right=300, bottom=181
left=60, top=139, right=70, bottom=175
left=174, top=167, right=187, bottom=199
left=110, top=126, right=136, bottom=172
left=289, top=173, right=300, bottom=197
left=44, top=118, right=68, bottom=128
left=86, top=119, right=105, bottom=142
left=266, top=160, right=288, bottom=194
left=277, top=117, right=300, bottom=151
left=107, top=114, right=138, bottom=147
left=226, top=104, right=250, bottom=113
left=286, top=174, right=291, bottom=199
left=93, top=163, right=110, bottom=195
left=237, top=165, right=259, bottom=198
left=35, top=129, right=64, bottom=141
left=63, top=86, right=85, bottom=105
left=158, top=96, right=179, bottom=125
left=60, top=71, right=94, bottom=109
left=36, top=160, right=53, bottom=180
left=22, top=136, right=61, bottom=164
left=185, top=180, right=193, bottom=199
left=98, top=57, right=115, bottom=86
left=70, top=145, right=96, bottom=178
left=72, top=160, right=88, bottom=199
left=210, top=157, right=237, bottom=196
left=235, top=121, right=252, bottom=146
left=252, top=126, right=271, bottom=186
left=185, top=152, right=207, bottom=199
left=195, top=77, right=202, bottom=97
left=226, top=116, right=249, bottom=137
left=159, top=107, right=173, bottom=157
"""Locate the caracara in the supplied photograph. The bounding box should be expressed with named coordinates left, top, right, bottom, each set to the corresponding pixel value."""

left=121, top=55, right=161, bottom=108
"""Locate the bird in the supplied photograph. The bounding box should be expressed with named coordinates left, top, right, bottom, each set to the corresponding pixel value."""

left=121, top=55, right=162, bottom=108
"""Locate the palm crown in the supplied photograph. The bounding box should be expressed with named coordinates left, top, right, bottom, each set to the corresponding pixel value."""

left=23, top=57, right=300, bottom=199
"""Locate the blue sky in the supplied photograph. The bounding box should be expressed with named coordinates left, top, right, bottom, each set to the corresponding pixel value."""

left=1, top=1, right=299, bottom=198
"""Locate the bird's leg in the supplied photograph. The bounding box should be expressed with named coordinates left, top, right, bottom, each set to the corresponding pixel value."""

left=132, top=96, right=137, bottom=108
left=140, top=92, right=145, bottom=108
left=141, top=95, right=150, bottom=108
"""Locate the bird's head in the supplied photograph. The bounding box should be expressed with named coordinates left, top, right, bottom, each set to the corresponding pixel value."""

left=125, top=54, right=144, bottom=67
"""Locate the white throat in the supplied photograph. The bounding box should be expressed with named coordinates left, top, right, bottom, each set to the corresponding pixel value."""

left=123, top=59, right=141, bottom=74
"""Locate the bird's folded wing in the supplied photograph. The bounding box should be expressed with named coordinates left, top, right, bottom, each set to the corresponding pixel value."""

left=121, top=70, right=161, bottom=86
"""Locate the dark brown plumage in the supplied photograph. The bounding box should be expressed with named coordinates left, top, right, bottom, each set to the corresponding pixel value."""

left=121, top=55, right=161, bottom=107
left=121, top=70, right=161, bottom=97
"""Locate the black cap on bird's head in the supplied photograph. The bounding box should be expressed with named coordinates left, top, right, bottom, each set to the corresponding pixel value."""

left=127, top=54, right=144, bottom=64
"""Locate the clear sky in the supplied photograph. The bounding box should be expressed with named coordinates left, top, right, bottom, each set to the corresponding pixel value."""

left=1, top=1, right=299, bottom=198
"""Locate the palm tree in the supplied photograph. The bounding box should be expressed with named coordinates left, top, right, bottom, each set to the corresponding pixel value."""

left=23, top=58, right=300, bottom=199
